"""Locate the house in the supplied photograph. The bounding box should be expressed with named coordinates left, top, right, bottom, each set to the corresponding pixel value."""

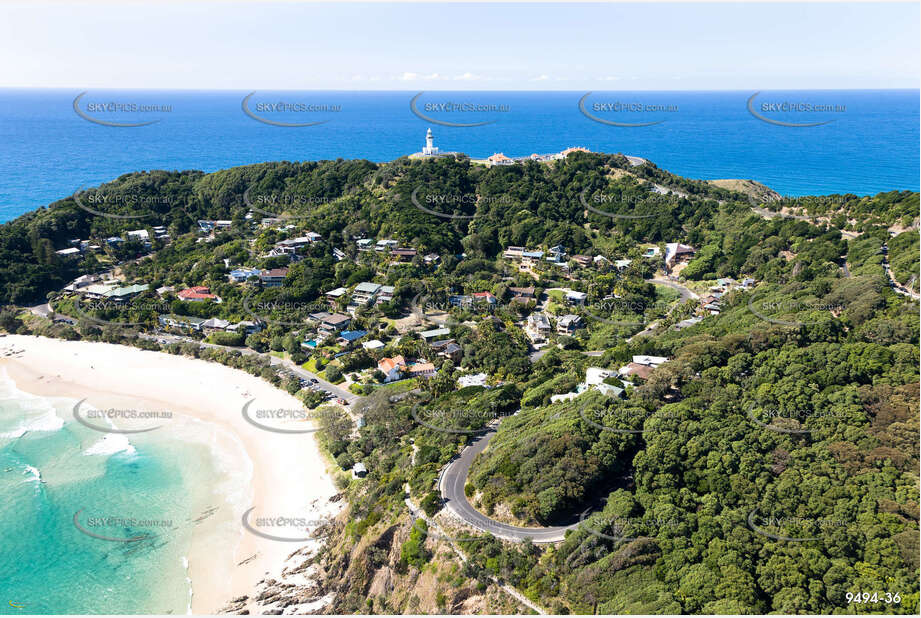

left=197, top=220, right=231, bottom=234
left=546, top=245, right=567, bottom=264
left=56, top=247, right=81, bottom=259
left=375, top=285, right=395, bottom=305
left=63, top=274, right=102, bottom=292
left=520, top=250, right=545, bottom=267
left=80, top=283, right=118, bottom=299
left=618, top=362, right=656, bottom=379
left=633, top=355, right=668, bottom=367
left=595, top=383, right=625, bottom=399
left=178, top=286, right=218, bottom=302
left=152, top=225, right=169, bottom=240
left=105, top=236, right=124, bottom=246
left=557, top=314, right=584, bottom=335
left=614, top=259, right=632, bottom=270
left=593, top=255, right=612, bottom=270
left=571, top=254, right=593, bottom=268
left=332, top=247, right=346, bottom=261
left=318, top=313, right=351, bottom=339
left=356, top=238, right=374, bottom=251
left=325, top=287, right=348, bottom=306
left=378, top=355, right=406, bottom=382
left=423, top=253, right=440, bottom=265
left=260, top=247, right=293, bottom=261
left=585, top=367, right=616, bottom=386
left=458, top=373, right=488, bottom=388
left=566, top=290, right=588, bottom=306
left=103, top=284, right=149, bottom=303
left=487, top=152, right=513, bottom=166
left=509, top=286, right=535, bottom=299
left=156, top=285, right=175, bottom=297
left=408, top=362, right=437, bottom=378
left=390, top=247, right=417, bottom=262
left=362, top=339, right=385, bottom=351
left=229, top=267, right=261, bottom=283
left=664, top=243, right=695, bottom=268
left=526, top=312, right=552, bottom=343
left=439, top=342, right=463, bottom=363
left=472, top=291, right=498, bottom=306
left=126, top=229, right=149, bottom=242
left=449, top=294, right=473, bottom=308
left=419, top=327, right=451, bottom=342
left=674, top=316, right=704, bottom=330
left=259, top=268, right=289, bottom=288
left=227, top=320, right=262, bottom=335
left=275, top=236, right=317, bottom=255
left=352, top=282, right=382, bottom=306
left=352, top=462, right=368, bottom=478
left=375, top=239, right=398, bottom=252
left=159, top=314, right=207, bottom=331
left=503, top=246, right=526, bottom=260
left=201, top=317, right=231, bottom=333
left=337, top=330, right=368, bottom=346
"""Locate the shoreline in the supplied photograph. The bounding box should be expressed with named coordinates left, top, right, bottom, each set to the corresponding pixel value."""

left=0, top=334, right=340, bottom=614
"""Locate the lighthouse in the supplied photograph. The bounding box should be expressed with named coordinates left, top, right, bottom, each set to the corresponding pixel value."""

left=422, top=128, right=439, bottom=156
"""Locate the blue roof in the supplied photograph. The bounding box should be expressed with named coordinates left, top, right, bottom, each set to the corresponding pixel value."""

left=338, top=329, right=368, bottom=342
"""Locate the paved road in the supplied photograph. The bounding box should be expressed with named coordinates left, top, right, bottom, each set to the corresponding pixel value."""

left=648, top=277, right=698, bottom=302
left=439, top=429, right=579, bottom=543
left=881, top=245, right=920, bottom=300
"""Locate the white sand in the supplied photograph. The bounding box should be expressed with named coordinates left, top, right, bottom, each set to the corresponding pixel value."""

left=0, top=334, right=339, bottom=613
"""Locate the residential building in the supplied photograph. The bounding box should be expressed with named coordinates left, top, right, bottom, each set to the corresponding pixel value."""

left=325, top=287, right=348, bottom=306
left=408, top=362, right=436, bottom=378
left=259, top=268, right=289, bottom=288
left=159, top=314, right=206, bottom=331
left=352, top=462, right=368, bottom=478
left=566, top=290, right=588, bottom=306
left=362, top=339, right=385, bottom=351
left=318, top=313, right=351, bottom=339
left=449, top=294, right=472, bottom=308
left=503, top=246, right=526, bottom=260
left=665, top=243, right=695, bottom=268
left=585, top=367, right=616, bottom=386
left=352, top=282, right=382, bottom=306
left=486, top=152, right=513, bottom=166
left=178, top=286, right=218, bottom=302
left=63, top=274, right=102, bottom=292
left=229, top=267, right=261, bottom=283
left=356, top=238, right=374, bottom=251
left=423, top=253, right=440, bottom=265
left=472, top=291, right=498, bottom=305
left=56, top=247, right=81, bottom=259
left=103, top=284, right=149, bottom=303
left=633, top=355, right=668, bottom=367
left=378, top=355, right=406, bottom=382
left=390, top=247, right=417, bottom=262
left=526, top=312, right=552, bottom=343
left=201, top=317, right=231, bottom=332
left=458, top=373, right=488, bottom=388
left=376, top=285, right=395, bottom=305
left=419, top=327, right=451, bottom=342
left=557, top=314, right=583, bottom=335
left=618, top=362, right=656, bottom=379
left=337, top=330, right=368, bottom=346
left=126, top=229, right=149, bottom=242
left=375, top=239, right=398, bottom=252
left=571, top=254, right=593, bottom=268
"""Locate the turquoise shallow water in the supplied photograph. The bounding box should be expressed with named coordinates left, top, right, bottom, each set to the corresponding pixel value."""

left=0, top=373, right=232, bottom=614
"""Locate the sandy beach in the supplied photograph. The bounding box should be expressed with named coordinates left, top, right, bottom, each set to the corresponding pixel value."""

left=0, top=334, right=340, bottom=614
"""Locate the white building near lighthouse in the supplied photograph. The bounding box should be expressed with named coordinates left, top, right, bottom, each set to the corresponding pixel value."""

left=422, top=128, right=439, bottom=156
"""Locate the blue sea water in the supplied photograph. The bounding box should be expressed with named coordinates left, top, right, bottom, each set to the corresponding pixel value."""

left=0, top=89, right=918, bottom=223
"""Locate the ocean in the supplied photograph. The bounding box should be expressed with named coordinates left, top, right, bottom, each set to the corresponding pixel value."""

left=0, top=370, right=247, bottom=615
left=0, top=89, right=918, bottom=223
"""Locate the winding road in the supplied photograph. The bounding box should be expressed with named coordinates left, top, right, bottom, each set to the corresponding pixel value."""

left=439, top=429, right=579, bottom=543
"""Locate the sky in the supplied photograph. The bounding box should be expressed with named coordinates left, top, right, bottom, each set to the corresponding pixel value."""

left=0, top=1, right=918, bottom=90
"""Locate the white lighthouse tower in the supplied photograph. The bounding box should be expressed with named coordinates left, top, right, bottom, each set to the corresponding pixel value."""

left=422, top=128, right=439, bottom=156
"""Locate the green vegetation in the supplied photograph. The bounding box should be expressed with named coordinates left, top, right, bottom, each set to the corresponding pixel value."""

left=2, top=152, right=917, bottom=614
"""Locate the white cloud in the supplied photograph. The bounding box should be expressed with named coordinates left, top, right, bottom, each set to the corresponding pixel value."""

left=529, top=74, right=550, bottom=82
left=453, top=72, right=481, bottom=81
left=399, top=72, right=442, bottom=81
